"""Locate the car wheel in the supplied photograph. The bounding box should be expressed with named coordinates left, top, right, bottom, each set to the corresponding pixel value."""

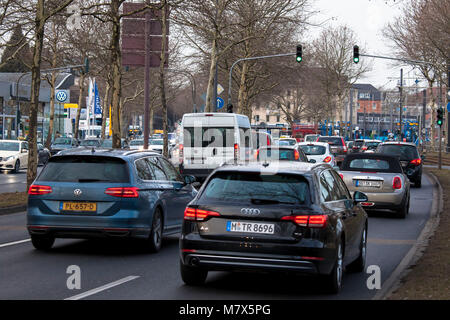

left=415, top=178, right=421, bottom=188
left=324, top=241, right=343, bottom=294
left=147, top=208, right=163, bottom=253
left=180, top=259, right=208, bottom=285
left=347, top=226, right=367, bottom=273
left=396, top=195, right=409, bottom=219
left=13, top=160, right=20, bottom=173
left=31, top=235, right=55, bottom=251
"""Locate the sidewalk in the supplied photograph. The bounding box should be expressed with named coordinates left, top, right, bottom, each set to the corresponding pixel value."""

left=388, top=168, right=450, bottom=299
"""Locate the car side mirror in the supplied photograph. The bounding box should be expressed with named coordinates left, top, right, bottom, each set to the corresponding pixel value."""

left=353, top=191, right=368, bottom=204
left=183, top=175, right=196, bottom=185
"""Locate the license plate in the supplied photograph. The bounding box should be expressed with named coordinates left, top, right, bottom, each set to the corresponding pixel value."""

left=355, top=180, right=382, bottom=188
left=226, top=221, right=274, bottom=234
left=60, top=202, right=97, bottom=212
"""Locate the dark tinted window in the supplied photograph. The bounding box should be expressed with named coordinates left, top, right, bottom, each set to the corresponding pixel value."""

left=318, top=137, right=343, bottom=146
left=201, top=172, right=310, bottom=204
left=80, top=140, right=100, bottom=147
left=377, top=144, right=419, bottom=160
left=37, top=156, right=129, bottom=182
left=53, top=138, right=72, bottom=145
left=319, top=170, right=340, bottom=202
left=258, top=148, right=298, bottom=161
left=135, top=158, right=154, bottom=180
left=342, top=156, right=402, bottom=173
left=365, top=141, right=380, bottom=148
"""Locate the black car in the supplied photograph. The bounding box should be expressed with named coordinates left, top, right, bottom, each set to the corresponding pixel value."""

left=376, top=142, right=423, bottom=187
left=179, top=162, right=368, bottom=293
left=37, top=143, right=51, bottom=166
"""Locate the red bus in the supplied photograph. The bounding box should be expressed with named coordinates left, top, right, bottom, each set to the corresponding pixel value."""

left=291, top=124, right=319, bottom=142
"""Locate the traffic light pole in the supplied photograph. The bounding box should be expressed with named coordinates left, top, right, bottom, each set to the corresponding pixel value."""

left=227, top=52, right=296, bottom=110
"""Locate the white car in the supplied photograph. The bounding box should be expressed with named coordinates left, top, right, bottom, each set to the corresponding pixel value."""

left=129, top=139, right=145, bottom=150
left=298, top=142, right=336, bottom=166
left=0, top=140, right=29, bottom=173
left=149, top=139, right=164, bottom=154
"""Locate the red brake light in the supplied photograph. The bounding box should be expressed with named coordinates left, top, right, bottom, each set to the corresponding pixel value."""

left=267, top=136, right=271, bottom=146
left=362, top=146, right=368, bottom=151
left=179, top=144, right=184, bottom=163
left=28, top=185, right=52, bottom=195
left=281, top=215, right=327, bottom=228
left=105, top=187, right=139, bottom=198
left=393, top=176, right=402, bottom=190
left=339, top=173, right=344, bottom=180
left=410, top=158, right=421, bottom=166
left=342, top=138, right=347, bottom=152
left=254, top=149, right=260, bottom=160
left=294, top=150, right=300, bottom=160
left=184, top=207, right=220, bottom=221
left=323, top=156, right=332, bottom=163
left=234, top=143, right=239, bottom=160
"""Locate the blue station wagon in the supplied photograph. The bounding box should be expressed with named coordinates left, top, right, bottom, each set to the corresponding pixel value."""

left=27, top=149, right=198, bottom=252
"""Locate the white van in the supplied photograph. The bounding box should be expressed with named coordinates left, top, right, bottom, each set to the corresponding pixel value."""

left=179, top=113, right=252, bottom=180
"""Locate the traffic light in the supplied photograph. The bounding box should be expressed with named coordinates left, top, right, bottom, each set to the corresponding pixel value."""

left=353, top=45, right=359, bottom=64
left=296, top=45, right=302, bottom=63
left=437, top=107, right=444, bottom=126
left=84, top=57, right=89, bottom=74
left=227, top=103, right=233, bottom=113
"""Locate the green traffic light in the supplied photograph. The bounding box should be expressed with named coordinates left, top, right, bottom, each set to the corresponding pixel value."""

left=296, top=56, right=302, bottom=62
left=438, top=120, right=443, bottom=125
left=353, top=57, right=359, bottom=63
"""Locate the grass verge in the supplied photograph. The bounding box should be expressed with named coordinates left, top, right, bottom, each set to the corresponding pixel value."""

left=0, top=192, right=27, bottom=208
left=388, top=168, right=450, bottom=299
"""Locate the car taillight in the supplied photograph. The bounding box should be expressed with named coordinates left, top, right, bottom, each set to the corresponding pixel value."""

left=254, top=149, right=260, bottom=160
left=410, top=158, right=421, bottom=166
left=234, top=143, right=239, bottom=160
left=323, top=156, right=332, bottom=163
left=184, top=207, right=220, bottom=221
left=281, top=214, right=327, bottom=228
left=105, top=187, right=139, bottom=198
left=28, top=185, right=52, bottom=195
left=362, top=146, right=368, bottom=151
left=392, top=176, right=402, bottom=190
left=294, top=150, right=300, bottom=160
left=342, top=138, right=347, bottom=152
left=267, top=136, right=271, bottom=146
left=339, top=173, right=344, bottom=180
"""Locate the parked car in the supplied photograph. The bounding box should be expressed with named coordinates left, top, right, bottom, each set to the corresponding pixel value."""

left=255, top=145, right=308, bottom=162
left=298, top=142, right=336, bottom=166
left=360, top=140, right=382, bottom=153
left=37, top=143, right=51, bottom=166
left=0, top=140, right=28, bottom=173
left=317, top=136, right=348, bottom=165
left=27, top=149, right=198, bottom=251
left=338, top=153, right=410, bottom=218
left=376, top=141, right=423, bottom=187
left=179, top=162, right=369, bottom=293
left=180, top=112, right=252, bottom=181
left=50, top=137, right=79, bottom=156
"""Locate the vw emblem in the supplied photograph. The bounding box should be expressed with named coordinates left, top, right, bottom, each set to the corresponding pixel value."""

left=56, top=91, right=67, bottom=102
left=240, top=208, right=261, bottom=215
left=73, top=189, right=82, bottom=196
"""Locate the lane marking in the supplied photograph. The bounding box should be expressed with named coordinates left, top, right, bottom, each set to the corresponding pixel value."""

left=368, top=238, right=416, bottom=245
left=64, top=275, right=140, bottom=300
left=0, top=238, right=31, bottom=248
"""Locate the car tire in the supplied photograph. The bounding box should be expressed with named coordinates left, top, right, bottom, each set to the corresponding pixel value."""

left=147, top=208, right=163, bottom=253
left=13, top=160, right=20, bottom=173
left=396, top=195, right=409, bottom=219
left=415, top=178, right=421, bottom=188
left=31, top=235, right=55, bottom=251
left=347, top=226, right=367, bottom=273
left=323, top=241, right=343, bottom=294
left=180, top=259, right=208, bottom=285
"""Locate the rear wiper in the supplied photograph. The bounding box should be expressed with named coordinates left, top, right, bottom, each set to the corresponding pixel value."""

left=78, top=179, right=111, bottom=183
left=250, top=198, right=296, bottom=205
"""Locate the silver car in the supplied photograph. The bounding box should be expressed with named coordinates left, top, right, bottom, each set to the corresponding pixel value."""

left=338, top=153, right=410, bottom=218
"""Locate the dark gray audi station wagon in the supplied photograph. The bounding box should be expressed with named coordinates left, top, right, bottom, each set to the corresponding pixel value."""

left=179, top=162, right=368, bottom=293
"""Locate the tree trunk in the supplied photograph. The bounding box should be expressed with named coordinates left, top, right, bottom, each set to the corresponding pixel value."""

left=159, top=0, right=169, bottom=157
left=74, top=72, right=85, bottom=140
left=27, top=0, right=45, bottom=189
left=237, top=61, right=248, bottom=115
left=205, top=36, right=218, bottom=113
left=101, top=81, right=110, bottom=139
left=44, top=72, right=56, bottom=149
left=110, top=0, right=122, bottom=149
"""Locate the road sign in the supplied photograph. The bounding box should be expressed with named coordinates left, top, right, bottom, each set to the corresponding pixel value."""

left=447, top=102, right=450, bottom=112
left=56, top=90, right=68, bottom=103
left=217, top=84, right=224, bottom=95
left=217, top=97, right=224, bottom=109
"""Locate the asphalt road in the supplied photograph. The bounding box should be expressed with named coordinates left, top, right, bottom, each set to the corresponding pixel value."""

left=0, top=167, right=43, bottom=194
left=0, top=175, right=434, bottom=300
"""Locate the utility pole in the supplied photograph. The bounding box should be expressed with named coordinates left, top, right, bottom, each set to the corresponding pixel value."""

left=399, top=68, right=403, bottom=141
left=439, top=80, right=442, bottom=169
left=143, top=1, right=151, bottom=150
left=212, top=0, right=218, bottom=112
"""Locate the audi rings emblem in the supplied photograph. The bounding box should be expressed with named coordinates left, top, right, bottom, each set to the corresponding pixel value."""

left=74, top=189, right=82, bottom=196
left=241, top=208, right=261, bottom=215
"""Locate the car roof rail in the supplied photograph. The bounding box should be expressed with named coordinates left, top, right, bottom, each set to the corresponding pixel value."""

left=122, top=150, right=159, bottom=156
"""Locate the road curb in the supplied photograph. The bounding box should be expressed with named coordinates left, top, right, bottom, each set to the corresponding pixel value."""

left=372, top=171, right=444, bottom=300
left=0, top=205, right=27, bottom=216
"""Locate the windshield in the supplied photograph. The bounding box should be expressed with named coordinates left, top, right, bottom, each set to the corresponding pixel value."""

left=279, top=139, right=296, bottom=146
left=300, top=145, right=326, bottom=155
left=0, top=141, right=20, bottom=151
left=257, top=148, right=298, bottom=161
left=305, top=135, right=319, bottom=142
left=38, top=156, right=129, bottom=183
left=201, top=172, right=310, bottom=204
left=378, top=144, right=419, bottom=160
left=80, top=140, right=100, bottom=146
left=53, top=138, right=72, bottom=145
left=150, top=139, right=164, bottom=145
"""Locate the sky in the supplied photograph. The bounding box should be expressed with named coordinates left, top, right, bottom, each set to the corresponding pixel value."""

left=307, top=0, right=424, bottom=91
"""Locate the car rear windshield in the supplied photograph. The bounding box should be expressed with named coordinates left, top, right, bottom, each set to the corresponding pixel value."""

left=299, top=145, right=326, bottom=155
left=279, top=139, right=296, bottom=146
left=377, top=144, right=419, bottom=160
left=80, top=140, right=100, bottom=146
left=258, top=148, right=297, bottom=161
left=318, top=137, right=342, bottom=146
left=342, top=157, right=402, bottom=173
left=201, top=172, right=310, bottom=204
left=366, top=142, right=380, bottom=148
left=53, top=138, right=72, bottom=145
left=37, top=156, right=129, bottom=183
left=354, top=140, right=364, bottom=147
left=305, top=135, right=319, bottom=142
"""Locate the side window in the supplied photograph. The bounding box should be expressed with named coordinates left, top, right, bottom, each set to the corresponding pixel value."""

left=135, top=158, right=155, bottom=180
left=158, top=157, right=183, bottom=182
left=146, top=157, right=167, bottom=181
left=319, top=172, right=333, bottom=202
left=22, top=142, right=29, bottom=150
left=331, top=170, right=350, bottom=200
left=319, top=170, right=342, bottom=202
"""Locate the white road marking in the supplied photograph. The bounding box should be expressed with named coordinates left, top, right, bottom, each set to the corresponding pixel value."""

left=64, top=275, right=140, bottom=300
left=0, top=239, right=31, bottom=248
